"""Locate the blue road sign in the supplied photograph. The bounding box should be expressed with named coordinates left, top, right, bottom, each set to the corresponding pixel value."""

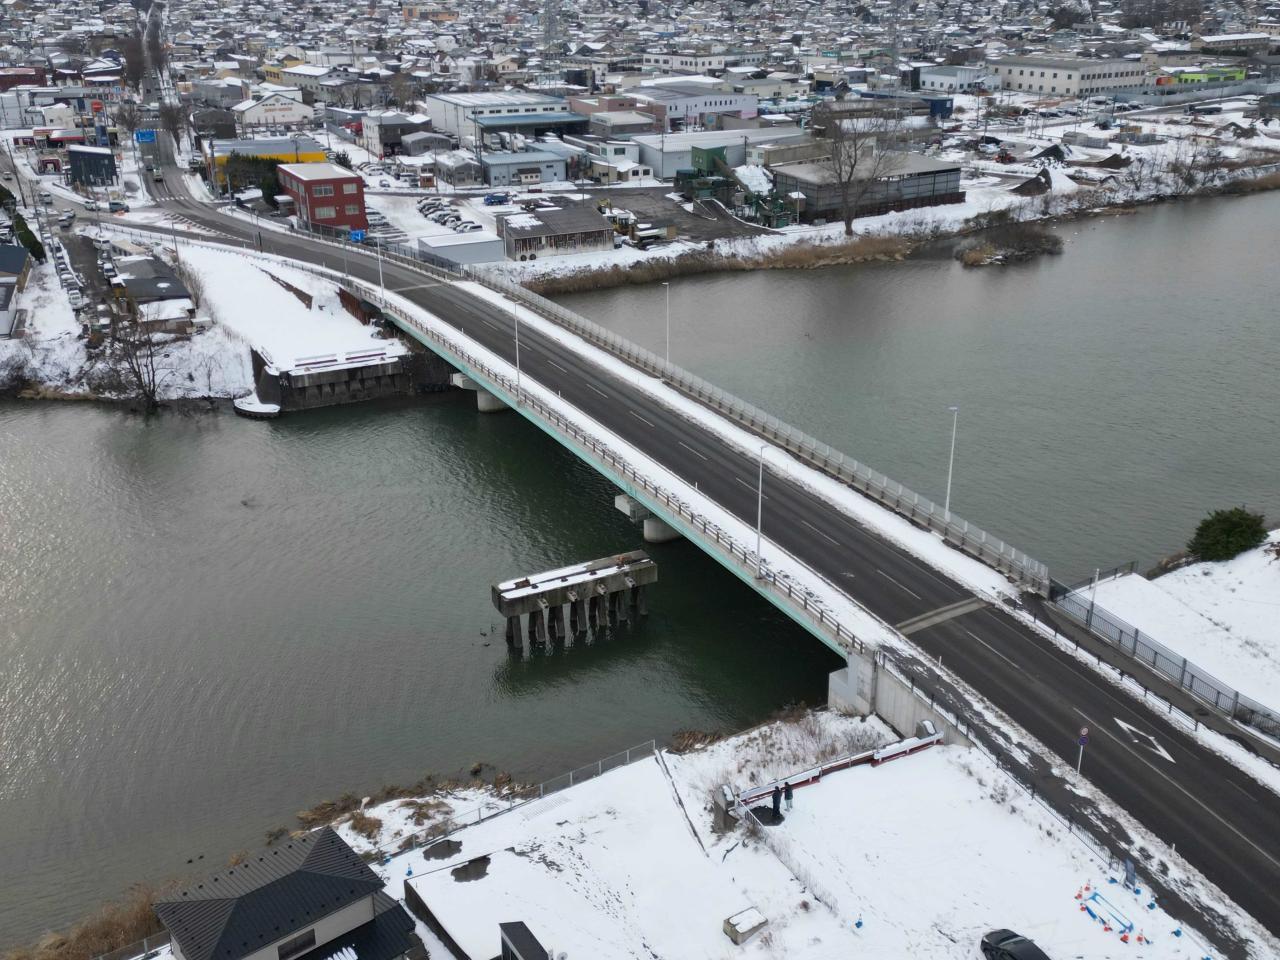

left=135, top=129, right=157, bottom=143
left=348, top=229, right=365, bottom=243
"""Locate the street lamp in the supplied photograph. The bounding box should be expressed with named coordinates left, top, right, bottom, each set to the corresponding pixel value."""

left=755, top=442, right=777, bottom=579
left=944, top=404, right=959, bottom=520
left=661, top=281, right=670, bottom=365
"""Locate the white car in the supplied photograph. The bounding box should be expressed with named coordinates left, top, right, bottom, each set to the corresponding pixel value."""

left=453, top=221, right=481, bottom=232
left=1, top=172, right=12, bottom=181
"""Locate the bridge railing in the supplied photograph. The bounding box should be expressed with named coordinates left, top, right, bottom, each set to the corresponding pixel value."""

left=1049, top=581, right=1280, bottom=742
left=351, top=276, right=872, bottom=659
left=463, top=268, right=1050, bottom=595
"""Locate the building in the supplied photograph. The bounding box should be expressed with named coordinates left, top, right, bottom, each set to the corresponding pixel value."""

left=66, top=144, right=117, bottom=187
left=281, top=63, right=334, bottom=98
left=588, top=110, right=659, bottom=138
left=632, top=127, right=809, bottom=179
left=205, top=137, right=328, bottom=191
left=987, top=56, right=1147, bottom=96
left=917, top=64, right=988, bottom=93
left=0, top=245, right=32, bottom=291
left=423, top=92, right=574, bottom=138
left=772, top=153, right=964, bottom=222
left=154, top=827, right=418, bottom=960
left=400, top=131, right=453, bottom=156
left=417, top=231, right=505, bottom=265
left=639, top=51, right=727, bottom=73
left=110, top=256, right=196, bottom=331
left=495, top=206, right=615, bottom=261
left=630, top=83, right=758, bottom=131
left=232, top=93, right=312, bottom=133
left=480, top=149, right=568, bottom=187
left=1192, top=33, right=1274, bottom=54
left=362, top=110, right=432, bottom=157
left=277, top=162, right=367, bottom=232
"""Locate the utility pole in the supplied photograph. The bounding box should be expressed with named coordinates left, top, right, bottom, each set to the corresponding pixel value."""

left=944, top=404, right=959, bottom=519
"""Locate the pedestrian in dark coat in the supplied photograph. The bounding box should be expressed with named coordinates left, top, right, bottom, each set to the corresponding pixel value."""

left=784, top=781, right=793, bottom=811
left=771, top=784, right=782, bottom=820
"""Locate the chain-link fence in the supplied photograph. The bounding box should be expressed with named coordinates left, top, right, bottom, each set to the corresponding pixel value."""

left=1050, top=584, right=1280, bottom=741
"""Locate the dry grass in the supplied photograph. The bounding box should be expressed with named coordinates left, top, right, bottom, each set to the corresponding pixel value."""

left=346, top=810, right=384, bottom=841
left=669, top=729, right=725, bottom=754
left=1221, top=170, right=1280, bottom=194
left=523, top=235, right=911, bottom=295
left=401, top=797, right=452, bottom=826
left=958, top=243, right=996, bottom=266
left=2, top=885, right=170, bottom=960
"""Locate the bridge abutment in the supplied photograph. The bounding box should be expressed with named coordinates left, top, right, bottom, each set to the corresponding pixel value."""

left=450, top=373, right=508, bottom=413
left=615, top=494, right=683, bottom=543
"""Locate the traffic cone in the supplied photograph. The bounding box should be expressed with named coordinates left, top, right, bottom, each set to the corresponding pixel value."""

left=1075, top=888, right=1083, bottom=900
left=1120, top=933, right=1130, bottom=943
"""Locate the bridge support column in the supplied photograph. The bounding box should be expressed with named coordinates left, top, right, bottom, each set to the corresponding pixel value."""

left=528, top=608, right=547, bottom=646
left=642, top=516, right=682, bottom=543
left=631, top=585, right=647, bottom=616
left=569, top=596, right=586, bottom=636
left=450, top=373, right=508, bottom=413
left=505, top=615, right=523, bottom=649
left=549, top=604, right=565, bottom=643
left=828, top=650, right=877, bottom=716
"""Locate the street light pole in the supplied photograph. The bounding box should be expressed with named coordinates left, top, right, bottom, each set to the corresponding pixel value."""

left=661, top=281, right=670, bottom=365
left=944, top=404, right=959, bottom=519
left=755, top=443, right=771, bottom=578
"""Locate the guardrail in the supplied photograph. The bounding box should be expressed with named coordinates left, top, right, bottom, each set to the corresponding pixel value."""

left=461, top=268, right=1051, bottom=595
left=1050, top=582, right=1280, bottom=741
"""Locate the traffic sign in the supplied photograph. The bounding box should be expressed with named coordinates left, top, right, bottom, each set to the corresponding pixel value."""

left=135, top=129, right=157, bottom=143
left=348, top=229, right=366, bottom=243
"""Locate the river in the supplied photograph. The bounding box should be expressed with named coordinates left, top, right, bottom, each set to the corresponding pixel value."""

left=2, top=193, right=1278, bottom=946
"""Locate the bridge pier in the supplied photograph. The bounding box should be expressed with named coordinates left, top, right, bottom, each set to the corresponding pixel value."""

left=568, top=594, right=586, bottom=636
left=549, top=604, right=566, bottom=643
left=450, top=373, right=508, bottom=413
left=505, top=615, right=523, bottom=649
left=615, top=494, right=683, bottom=543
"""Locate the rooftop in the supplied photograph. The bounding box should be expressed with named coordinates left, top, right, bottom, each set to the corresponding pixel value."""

left=277, top=161, right=362, bottom=181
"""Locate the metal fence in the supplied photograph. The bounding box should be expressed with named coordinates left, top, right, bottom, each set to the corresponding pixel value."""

left=459, top=269, right=1051, bottom=595
left=90, top=931, right=171, bottom=960
left=1051, top=584, right=1280, bottom=741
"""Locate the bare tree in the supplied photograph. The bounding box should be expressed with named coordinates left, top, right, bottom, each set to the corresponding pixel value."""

left=812, top=103, right=904, bottom=236
left=115, top=101, right=142, bottom=135
left=158, top=102, right=188, bottom=143
left=111, top=311, right=170, bottom=411
left=122, top=30, right=146, bottom=90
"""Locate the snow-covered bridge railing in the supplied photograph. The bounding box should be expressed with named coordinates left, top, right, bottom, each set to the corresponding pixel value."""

left=464, top=268, right=1051, bottom=596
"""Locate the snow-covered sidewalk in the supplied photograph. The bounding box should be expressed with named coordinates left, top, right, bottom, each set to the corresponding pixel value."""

left=1088, top=532, right=1280, bottom=708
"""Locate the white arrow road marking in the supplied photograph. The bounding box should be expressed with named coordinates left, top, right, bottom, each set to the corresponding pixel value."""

left=1114, top=717, right=1176, bottom=763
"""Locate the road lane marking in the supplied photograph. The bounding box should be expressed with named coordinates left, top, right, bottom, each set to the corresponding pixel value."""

left=801, top=518, right=840, bottom=547
left=734, top=476, right=768, bottom=500
left=587, top=383, right=608, bottom=398
left=1114, top=717, right=1175, bottom=763
left=875, top=567, right=922, bottom=599
left=678, top=440, right=709, bottom=461
left=547, top=359, right=568, bottom=374
left=1073, top=708, right=1280, bottom=872
left=965, top=630, right=1022, bottom=671
left=629, top=410, right=655, bottom=427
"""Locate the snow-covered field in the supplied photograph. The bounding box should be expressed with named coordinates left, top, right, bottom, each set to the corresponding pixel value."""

left=354, top=713, right=1223, bottom=960
left=1089, top=531, right=1280, bottom=708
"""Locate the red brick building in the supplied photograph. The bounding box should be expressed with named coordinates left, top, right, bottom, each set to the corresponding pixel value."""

left=0, top=66, right=46, bottom=91
left=276, top=162, right=367, bottom=233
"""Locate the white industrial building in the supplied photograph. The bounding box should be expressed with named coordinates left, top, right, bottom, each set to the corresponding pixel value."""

left=423, top=91, right=569, bottom=138
left=987, top=56, right=1147, bottom=97
left=632, top=127, right=808, bottom=179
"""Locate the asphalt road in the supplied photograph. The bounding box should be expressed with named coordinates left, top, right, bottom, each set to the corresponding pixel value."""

left=124, top=122, right=1280, bottom=941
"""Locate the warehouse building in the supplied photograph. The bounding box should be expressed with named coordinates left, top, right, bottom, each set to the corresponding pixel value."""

left=987, top=56, right=1147, bottom=96
left=772, top=153, right=964, bottom=222
left=495, top=207, right=615, bottom=261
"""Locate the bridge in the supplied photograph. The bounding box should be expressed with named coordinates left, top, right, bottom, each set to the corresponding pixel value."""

left=86, top=117, right=1280, bottom=947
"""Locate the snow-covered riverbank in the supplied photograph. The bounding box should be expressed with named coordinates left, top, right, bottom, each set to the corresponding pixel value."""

left=1090, top=531, right=1280, bottom=709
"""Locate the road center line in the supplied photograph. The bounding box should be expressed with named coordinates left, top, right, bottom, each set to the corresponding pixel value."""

left=875, top=567, right=922, bottom=599
left=801, top=518, right=841, bottom=546
left=677, top=440, right=709, bottom=461
left=1073, top=708, right=1280, bottom=871
left=629, top=409, right=655, bottom=427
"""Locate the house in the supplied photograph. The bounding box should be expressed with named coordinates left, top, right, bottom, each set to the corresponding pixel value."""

left=277, top=162, right=367, bottom=233
left=154, top=827, right=419, bottom=960
left=495, top=206, right=615, bottom=261
left=110, top=256, right=197, bottom=332
left=0, top=246, right=31, bottom=291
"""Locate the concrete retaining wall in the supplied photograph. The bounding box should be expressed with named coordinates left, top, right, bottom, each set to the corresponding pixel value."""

left=829, top=652, right=972, bottom=748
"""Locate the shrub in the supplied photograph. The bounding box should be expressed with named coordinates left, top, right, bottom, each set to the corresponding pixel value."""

left=1187, top=507, right=1267, bottom=562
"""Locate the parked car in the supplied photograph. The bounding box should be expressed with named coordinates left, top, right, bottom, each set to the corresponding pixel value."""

left=442, top=214, right=461, bottom=225
left=453, top=221, right=481, bottom=232
left=58, top=211, right=76, bottom=227
left=981, top=930, right=1051, bottom=960
left=378, top=179, right=391, bottom=188
left=108, top=200, right=129, bottom=213
left=429, top=212, right=452, bottom=223
left=38, top=190, right=53, bottom=204
left=1, top=171, right=12, bottom=181
left=483, top=192, right=510, bottom=205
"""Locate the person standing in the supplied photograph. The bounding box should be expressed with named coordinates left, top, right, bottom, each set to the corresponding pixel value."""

left=784, top=781, right=793, bottom=811
left=771, top=784, right=782, bottom=821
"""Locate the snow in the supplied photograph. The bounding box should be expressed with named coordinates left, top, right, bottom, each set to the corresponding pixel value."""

left=357, top=712, right=1224, bottom=960
left=1089, top=532, right=1280, bottom=708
